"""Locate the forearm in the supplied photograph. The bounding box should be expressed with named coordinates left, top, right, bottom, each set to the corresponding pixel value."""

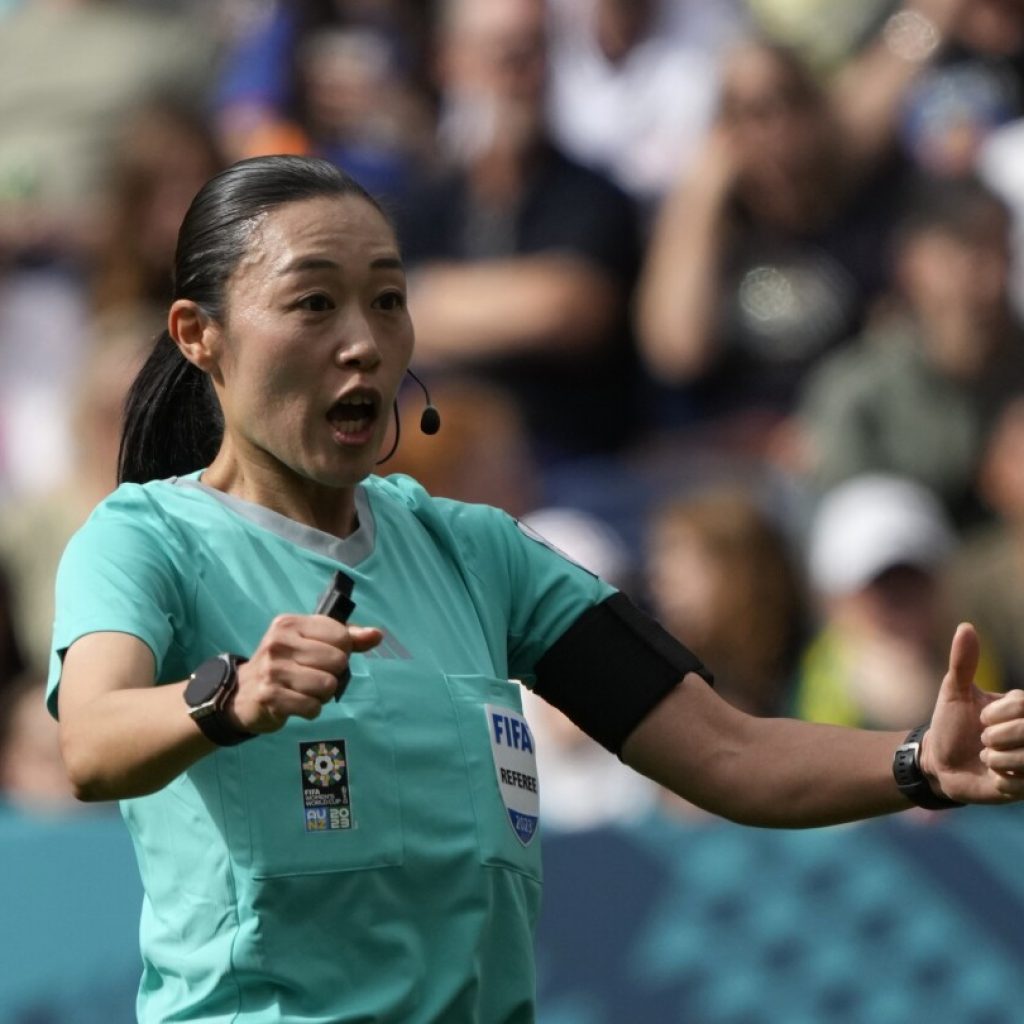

left=410, top=257, right=618, bottom=362
left=703, top=717, right=909, bottom=828
left=830, top=2, right=951, bottom=171
left=60, top=680, right=214, bottom=802
left=636, top=179, right=728, bottom=383
left=622, top=676, right=911, bottom=828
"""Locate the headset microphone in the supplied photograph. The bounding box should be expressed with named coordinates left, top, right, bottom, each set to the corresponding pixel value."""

left=375, top=369, right=441, bottom=465
left=406, top=368, right=441, bottom=435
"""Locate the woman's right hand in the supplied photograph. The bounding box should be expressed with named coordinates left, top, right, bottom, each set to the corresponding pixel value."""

left=227, top=614, right=383, bottom=733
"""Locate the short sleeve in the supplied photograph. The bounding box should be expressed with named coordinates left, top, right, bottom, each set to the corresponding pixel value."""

left=46, top=487, right=188, bottom=718
left=504, top=517, right=618, bottom=678
left=427, top=498, right=617, bottom=683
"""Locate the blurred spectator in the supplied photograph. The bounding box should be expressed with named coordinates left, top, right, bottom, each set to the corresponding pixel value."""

left=747, top=0, right=983, bottom=174
left=91, top=97, right=227, bottom=313
left=896, top=0, right=1024, bottom=179
left=947, top=397, right=1024, bottom=689
left=795, top=474, right=1001, bottom=729
left=750, top=0, right=1024, bottom=181
left=644, top=485, right=805, bottom=717
left=386, top=375, right=540, bottom=517
left=978, top=109, right=1024, bottom=316
left=0, top=264, right=89, bottom=501
left=396, top=0, right=643, bottom=472
left=0, top=1, right=219, bottom=502
left=797, top=175, right=1024, bottom=528
left=746, top=0, right=891, bottom=70
left=0, top=308, right=153, bottom=673
left=545, top=0, right=747, bottom=210
left=635, top=38, right=914, bottom=452
left=0, top=0, right=218, bottom=263
left=212, top=0, right=435, bottom=202
left=0, top=675, right=75, bottom=812
left=522, top=505, right=635, bottom=595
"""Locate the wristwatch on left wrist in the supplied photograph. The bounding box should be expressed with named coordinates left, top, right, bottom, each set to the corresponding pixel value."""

left=184, top=653, right=255, bottom=747
left=893, top=724, right=964, bottom=810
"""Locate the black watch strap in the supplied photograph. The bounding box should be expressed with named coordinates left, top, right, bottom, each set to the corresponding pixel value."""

left=186, top=654, right=255, bottom=747
left=893, top=725, right=964, bottom=810
left=194, top=705, right=255, bottom=747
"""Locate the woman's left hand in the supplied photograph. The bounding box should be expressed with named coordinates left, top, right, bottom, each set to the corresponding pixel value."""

left=922, top=623, right=1024, bottom=803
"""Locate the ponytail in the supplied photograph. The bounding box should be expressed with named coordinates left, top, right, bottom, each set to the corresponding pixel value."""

left=117, top=331, right=223, bottom=484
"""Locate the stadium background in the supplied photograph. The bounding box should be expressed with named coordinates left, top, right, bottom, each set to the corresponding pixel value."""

left=5, top=808, right=1024, bottom=1023
left=6, top=1, right=1024, bottom=1021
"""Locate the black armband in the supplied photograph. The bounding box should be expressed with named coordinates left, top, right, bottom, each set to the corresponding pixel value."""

left=534, top=592, right=713, bottom=754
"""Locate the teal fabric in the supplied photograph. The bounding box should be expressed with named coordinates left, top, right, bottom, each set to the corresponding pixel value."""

left=47, top=472, right=614, bottom=1024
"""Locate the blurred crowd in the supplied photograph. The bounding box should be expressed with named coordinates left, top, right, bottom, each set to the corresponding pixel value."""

left=3, top=0, right=1024, bottom=827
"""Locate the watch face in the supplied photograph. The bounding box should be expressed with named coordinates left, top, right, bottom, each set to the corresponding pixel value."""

left=185, top=656, right=231, bottom=706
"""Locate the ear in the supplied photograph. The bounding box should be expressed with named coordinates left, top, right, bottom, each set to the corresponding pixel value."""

left=168, top=299, right=221, bottom=374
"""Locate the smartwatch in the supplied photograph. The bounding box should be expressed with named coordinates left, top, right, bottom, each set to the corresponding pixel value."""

left=892, top=725, right=964, bottom=810
left=184, top=653, right=255, bottom=746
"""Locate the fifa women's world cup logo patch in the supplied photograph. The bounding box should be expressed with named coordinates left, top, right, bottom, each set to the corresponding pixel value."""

left=299, top=740, right=353, bottom=832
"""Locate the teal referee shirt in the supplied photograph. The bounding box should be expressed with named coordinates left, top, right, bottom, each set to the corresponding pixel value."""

left=47, top=472, right=615, bottom=1023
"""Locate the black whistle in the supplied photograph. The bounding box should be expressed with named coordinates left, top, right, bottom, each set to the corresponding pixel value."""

left=313, top=570, right=356, bottom=701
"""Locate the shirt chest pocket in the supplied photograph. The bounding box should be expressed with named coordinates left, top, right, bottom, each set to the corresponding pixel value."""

left=445, top=674, right=542, bottom=882
left=238, top=670, right=404, bottom=879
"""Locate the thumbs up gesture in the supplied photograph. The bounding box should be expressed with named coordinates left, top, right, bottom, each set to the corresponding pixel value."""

left=921, top=624, right=1024, bottom=804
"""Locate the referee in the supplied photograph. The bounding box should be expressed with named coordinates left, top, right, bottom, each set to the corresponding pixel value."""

left=49, top=155, right=1024, bottom=1024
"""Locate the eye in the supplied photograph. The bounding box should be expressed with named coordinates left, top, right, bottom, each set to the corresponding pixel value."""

left=296, top=293, right=334, bottom=313
left=374, top=290, right=407, bottom=312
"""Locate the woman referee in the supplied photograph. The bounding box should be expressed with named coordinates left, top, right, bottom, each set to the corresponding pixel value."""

left=49, top=155, right=1024, bottom=1023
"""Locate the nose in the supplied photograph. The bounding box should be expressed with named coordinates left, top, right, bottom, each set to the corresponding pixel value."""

left=333, top=307, right=382, bottom=371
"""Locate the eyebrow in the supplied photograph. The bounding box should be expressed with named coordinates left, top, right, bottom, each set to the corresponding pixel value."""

left=281, top=255, right=405, bottom=275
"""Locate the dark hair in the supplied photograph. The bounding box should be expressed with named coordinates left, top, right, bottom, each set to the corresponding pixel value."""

left=0, top=564, right=25, bottom=691
left=0, top=673, right=43, bottom=765
left=896, top=174, right=1011, bottom=246
left=118, top=155, right=385, bottom=484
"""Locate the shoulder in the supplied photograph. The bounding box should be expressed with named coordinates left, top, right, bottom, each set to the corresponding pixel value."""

left=78, top=478, right=189, bottom=535
left=367, top=473, right=513, bottom=540
left=62, top=478, right=199, bottom=567
left=73, top=480, right=158, bottom=533
left=368, top=474, right=583, bottom=584
left=90, top=478, right=174, bottom=516
left=805, top=325, right=913, bottom=400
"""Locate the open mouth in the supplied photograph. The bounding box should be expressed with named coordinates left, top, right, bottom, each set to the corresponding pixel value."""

left=326, top=391, right=380, bottom=445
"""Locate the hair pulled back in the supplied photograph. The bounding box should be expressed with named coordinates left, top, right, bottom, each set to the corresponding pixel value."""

left=118, top=155, right=382, bottom=484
